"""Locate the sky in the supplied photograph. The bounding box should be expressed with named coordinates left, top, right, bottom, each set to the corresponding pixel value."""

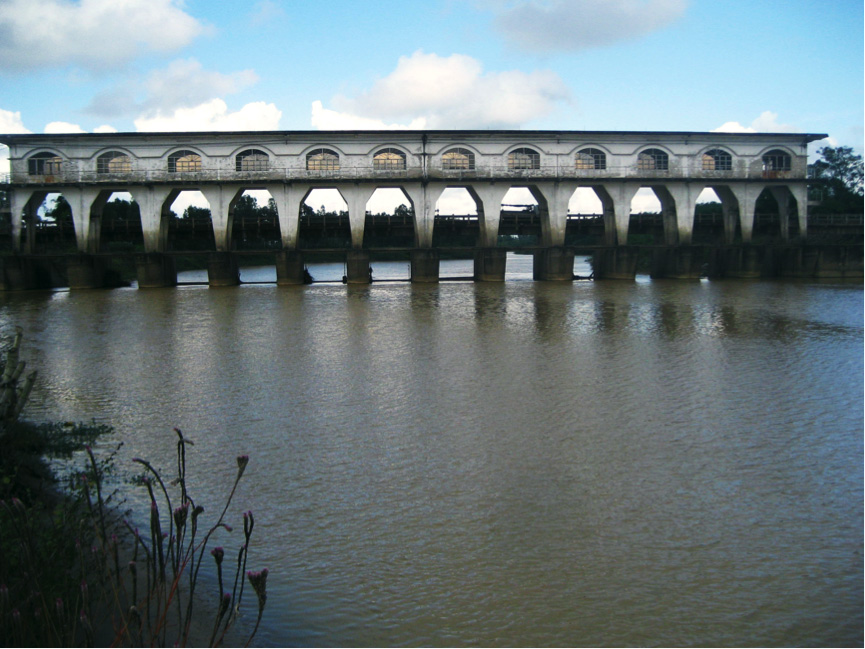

left=0, top=0, right=862, bottom=214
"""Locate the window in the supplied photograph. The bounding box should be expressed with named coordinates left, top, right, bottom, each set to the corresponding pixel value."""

left=97, top=151, right=132, bottom=174
left=442, top=148, right=475, bottom=170
left=306, top=148, right=340, bottom=171
left=236, top=149, right=269, bottom=172
left=702, top=149, right=732, bottom=171
left=168, top=150, right=202, bottom=173
left=27, top=152, right=63, bottom=175
left=637, top=148, right=669, bottom=171
left=576, top=148, right=606, bottom=170
left=762, top=149, right=791, bottom=172
left=373, top=148, right=406, bottom=171
left=508, top=148, right=540, bottom=170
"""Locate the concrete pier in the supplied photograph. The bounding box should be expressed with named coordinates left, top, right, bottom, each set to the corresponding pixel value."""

left=650, top=246, right=706, bottom=280
left=207, top=252, right=240, bottom=286
left=593, top=247, right=638, bottom=280
left=724, top=245, right=764, bottom=278
left=0, top=256, right=36, bottom=291
left=533, top=247, right=574, bottom=281
left=275, top=250, right=306, bottom=285
left=67, top=254, right=106, bottom=289
left=135, top=253, right=176, bottom=288
left=410, top=249, right=439, bottom=283
left=345, top=250, right=371, bottom=284
left=474, top=248, right=507, bottom=281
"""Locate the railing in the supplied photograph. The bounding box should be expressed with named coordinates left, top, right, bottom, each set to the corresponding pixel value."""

left=4, top=163, right=810, bottom=186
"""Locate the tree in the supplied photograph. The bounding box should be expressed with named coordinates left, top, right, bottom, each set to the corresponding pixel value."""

left=808, top=146, right=864, bottom=213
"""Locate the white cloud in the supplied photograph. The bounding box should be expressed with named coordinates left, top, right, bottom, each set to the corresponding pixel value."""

left=134, top=99, right=281, bottom=132
left=486, top=0, right=688, bottom=52
left=0, top=108, right=31, bottom=134
left=93, top=125, right=118, bottom=133
left=44, top=121, right=87, bottom=133
left=712, top=110, right=795, bottom=133
left=0, top=0, right=208, bottom=72
left=250, top=0, right=285, bottom=26
left=314, top=51, right=570, bottom=130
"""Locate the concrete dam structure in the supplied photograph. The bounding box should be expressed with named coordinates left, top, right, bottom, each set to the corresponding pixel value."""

left=0, top=128, right=859, bottom=288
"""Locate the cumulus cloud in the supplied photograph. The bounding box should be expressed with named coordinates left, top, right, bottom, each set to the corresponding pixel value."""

left=712, top=111, right=796, bottom=133
left=86, top=59, right=259, bottom=120
left=486, top=0, right=688, bottom=52
left=314, top=51, right=570, bottom=130
left=44, top=121, right=87, bottom=133
left=0, top=108, right=31, bottom=134
left=134, top=99, right=281, bottom=132
left=0, top=0, right=208, bottom=72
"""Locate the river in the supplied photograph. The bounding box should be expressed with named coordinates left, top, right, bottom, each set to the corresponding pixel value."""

left=0, top=254, right=861, bottom=647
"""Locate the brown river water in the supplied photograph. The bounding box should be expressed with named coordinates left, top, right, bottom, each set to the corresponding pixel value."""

left=0, top=255, right=861, bottom=647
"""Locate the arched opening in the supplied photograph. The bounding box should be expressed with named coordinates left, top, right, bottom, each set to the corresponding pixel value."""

left=753, top=186, right=800, bottom=241
left=762, top=149, right=792, bottom=178
left=235, top=150, right=269, bottom=172
left=566, top=187, right=605, bottom=245
left=693, top=187, right=724, bottom=243
left=364, top=187, right=415, bottom=249
left=499, top=187, right=540, bottom=245
left=25, top=192, right=77, bottom=253
left=166, top=190, right=214, bottom=251
left=96, top=191, right=144, bottom=252
left=433, top=187, right=478, bottom=249
left=629, top=188, right=664, bottom=244
left=575, top=148, right=606, bottom=170
left=27, top=152, right=63, bottom=176
left=230, top=189, right=281, bottom=250
left=442, top=148, right=475, bottom=171
left=299, top=188, right=350, bottom=249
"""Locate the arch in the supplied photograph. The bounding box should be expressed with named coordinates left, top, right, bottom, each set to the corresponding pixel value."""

left=306, top=148, right=340, bottom=171
left=27, top=151, right=64, bottom=175
left=508, top=147, right=540, bottom=170
left=441, top=148, right=475, bottom=170
left=168, top=150, right=202, bottom=173
left=701, top=149, right=732, bottom=171
left=575, top=148, right=606, bottom=170
left=235, top=149, right=269, bottom=172
left=762, top=149, right=791, bottom=172
left=373, top=148, right=406, bottom=171
left=96, top=151, right=132, bottom=174
left=637, top=148, right=669, bottom=171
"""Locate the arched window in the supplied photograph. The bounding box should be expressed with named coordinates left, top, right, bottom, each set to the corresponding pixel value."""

left=508, top=147, right=540, bottom=170
left=97, top=151, right=132, bottom=174
left=442, top=148, right=475, bottom=170
left=168, top=150, right=202, bottom=173
left=575, top=148, right=606, bottom=170
left=702, top=149, right=732, bottom=171
left=762, top=149, right=791, bottom=172
left=236, top=149, right=269, bottom=172
left=373, top=148, right=406, bottom=171
left=306, top=148, right=340, bottom=171
left=637, top=148, right=669, bottom=171
left=27, top=152, right=63, bottom=175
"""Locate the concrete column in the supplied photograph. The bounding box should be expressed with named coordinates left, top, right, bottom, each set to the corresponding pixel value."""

left=63, top=187, right=103, bottom=253
left=267, top=183, right=307, bottom=249
left=726, top=183, right=765, bottom=243
left=712, top=185, right=741, bottom=244
left=341, top=184, right=376, bottom=249
left=788, top=184, right=808, bottom=239
left=200, top=185, right=242, bottom=251
left=473, top=248, right=507, bottom=281
left=275, top=250, right=307, bottom=285
left=345, top=249, right=371, bottom=283
left=724, top=245, right=763, bottom=278
left=591, top=185, right=617, bottom=245
left=600, top=182, right=641, bottom=246
left=207, top=251, right=239, bottom=286
left=467, top=184, right=509, bottom=247
left=135, top=186, right=174, bottom=253
left=533, top=246, right=574, bottom=280
left=593, top=247, right=638, bottom=280
left=135, top=253, right=176, bottom=288
left=67, top=254, right=105, bottom=289
left=9, top=189, right=48, bottom=253
left=660, top=183, right=701, bottom=246
left=532, top=181, right=577, bottom=247
left=769, top=186, right=792, bottom=241
left=403, top=182, right=445, bottom=248
left=410, top=249, right=439, bottom=282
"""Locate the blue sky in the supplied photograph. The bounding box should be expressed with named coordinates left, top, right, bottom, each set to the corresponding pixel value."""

left=0, top=0, right=862, bottom=212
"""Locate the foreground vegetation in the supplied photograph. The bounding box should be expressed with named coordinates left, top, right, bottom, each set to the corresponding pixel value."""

left=0, top=330, right=268, bottom=647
